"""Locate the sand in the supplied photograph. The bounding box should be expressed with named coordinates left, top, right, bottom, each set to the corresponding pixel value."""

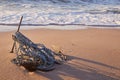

left=0, top=28, right=120, bottom=80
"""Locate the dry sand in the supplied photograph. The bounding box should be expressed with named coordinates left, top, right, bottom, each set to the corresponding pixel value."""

left=0, top=28, right=120, bottom=80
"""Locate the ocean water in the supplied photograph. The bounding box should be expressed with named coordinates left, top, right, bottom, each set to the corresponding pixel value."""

left=0, top=0, right=120, bottom=31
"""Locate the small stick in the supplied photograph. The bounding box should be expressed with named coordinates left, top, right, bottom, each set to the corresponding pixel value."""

left=10, top=41, right=16, bottom=53
left=10, top=16, right=23, bottom=53
left=17, top=16, right=23, bottom=32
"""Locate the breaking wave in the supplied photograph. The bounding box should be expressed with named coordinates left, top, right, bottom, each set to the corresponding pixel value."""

left=0, top=0, right=120, bottom=30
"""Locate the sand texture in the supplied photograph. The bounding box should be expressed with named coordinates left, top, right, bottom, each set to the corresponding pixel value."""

left=0, top=29, right=120, bottom=80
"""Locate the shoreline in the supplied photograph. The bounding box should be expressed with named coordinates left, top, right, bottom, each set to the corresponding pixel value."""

left=0, top=28, right=120, bottom=80
left=0, top=25, right=120, bottom=32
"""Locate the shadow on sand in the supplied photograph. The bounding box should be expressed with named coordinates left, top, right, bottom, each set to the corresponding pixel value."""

left=35, top=55, right=120, bottom=80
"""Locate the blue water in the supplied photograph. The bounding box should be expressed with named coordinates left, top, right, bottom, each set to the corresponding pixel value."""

left=0, top=0, right=120, bottom=31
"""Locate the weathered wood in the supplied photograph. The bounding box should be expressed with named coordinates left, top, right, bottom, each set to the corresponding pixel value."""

left=11, top=16, right=67, bottom=72
left=17, top=16, right=23, bottom=32
left=10, top=16, right=23, bottom=53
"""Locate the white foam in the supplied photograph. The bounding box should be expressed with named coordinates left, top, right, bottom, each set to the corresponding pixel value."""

left=0, top=0, right=120, bottom=31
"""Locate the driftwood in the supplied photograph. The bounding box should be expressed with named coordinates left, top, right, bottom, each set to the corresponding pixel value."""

left=10, top=16, right=67, bottom=71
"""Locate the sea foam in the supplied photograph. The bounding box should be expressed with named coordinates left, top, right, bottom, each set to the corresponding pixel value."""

left=0, top=0, right=120, bottom=31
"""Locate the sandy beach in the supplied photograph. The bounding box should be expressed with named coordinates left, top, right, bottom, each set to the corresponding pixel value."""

left=0, top=28, right=120, bottom=80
